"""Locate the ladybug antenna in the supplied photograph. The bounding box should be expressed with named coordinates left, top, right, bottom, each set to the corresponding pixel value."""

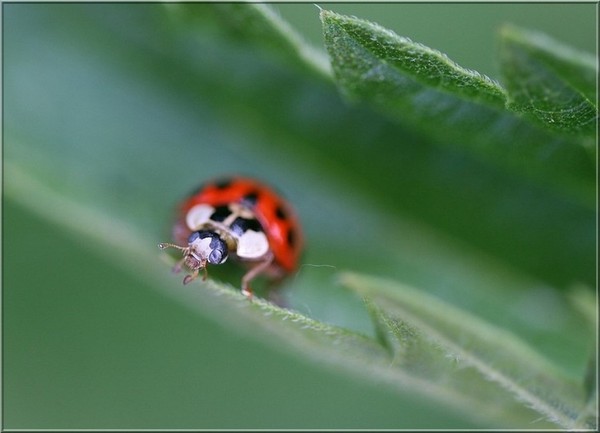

left=158, top=242, right=207, bottom=284
left=158, top=242, right=190, bottom=274
left=158, top=242, right=188, bottom=252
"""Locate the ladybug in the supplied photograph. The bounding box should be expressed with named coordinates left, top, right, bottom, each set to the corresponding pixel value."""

left=159, top=176, right=303, bottom=298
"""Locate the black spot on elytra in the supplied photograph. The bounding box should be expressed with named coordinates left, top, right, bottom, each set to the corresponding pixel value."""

left=275, top=205, right=288, bottom=220
left=230, top=217, right=262, bottom=237
left=241, top=190, right=259, bottom=207
left=214, top=178, right=233, bottom=189
left=188, top=178, right=231, bottom=197
left=287, top=228, right=297, bottom=248
left=210, top=205, right=231, bottom=222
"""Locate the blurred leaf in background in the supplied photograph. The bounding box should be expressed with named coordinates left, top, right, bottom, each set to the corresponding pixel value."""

left=3, top=2, right=597, bottom=429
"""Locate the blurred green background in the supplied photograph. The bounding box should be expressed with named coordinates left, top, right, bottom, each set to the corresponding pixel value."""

left=3, top=3, right=596, bottom=429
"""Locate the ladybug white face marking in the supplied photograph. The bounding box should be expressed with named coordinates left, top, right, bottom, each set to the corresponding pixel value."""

left=188, top=231, right=229, bottom=265
left=186, top=204, right=215, bottom=231
left=236, top=230, right=270, bottom=259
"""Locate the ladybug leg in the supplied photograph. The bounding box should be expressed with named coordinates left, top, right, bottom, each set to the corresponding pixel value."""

left=169, top=252, right=199, bottom=284
left=241, top=252, right=274, bottom=299
left=170, top=254, right=189, bottom=275
left=181, top=266, right=209, bottom=285
left=183, top=269, right=199, bottom=285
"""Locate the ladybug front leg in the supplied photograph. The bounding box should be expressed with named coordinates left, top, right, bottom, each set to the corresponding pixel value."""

left=241, top=252, right=274, bottom=299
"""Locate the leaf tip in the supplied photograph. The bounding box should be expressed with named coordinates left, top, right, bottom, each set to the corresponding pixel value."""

left=318, top=7, right=336, bottom=23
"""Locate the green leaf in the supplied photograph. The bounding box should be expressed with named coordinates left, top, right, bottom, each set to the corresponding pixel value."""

left=5, top=161, right=554, bottom=429
left=3, top=161, right=381, bottom=372
left=164, top=3, right=331, bottom=79
left=500, top=25, right=598, bottom=137
left=341, top=272, right=592, bottom=429
left=567, top=284, right=597, bottom=331
left=321, top=10, right=507, bottom=107
left=4, top=3, right=595, bottom=428
left=363, top=298, right=558, bottom=428
left=320, top=9, right=595, bottom=207
left=566, top=284, right=597, bottom=419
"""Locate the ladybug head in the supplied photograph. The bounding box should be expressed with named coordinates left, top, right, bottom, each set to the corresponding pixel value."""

left=158, top=230, right=229, bottom=284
